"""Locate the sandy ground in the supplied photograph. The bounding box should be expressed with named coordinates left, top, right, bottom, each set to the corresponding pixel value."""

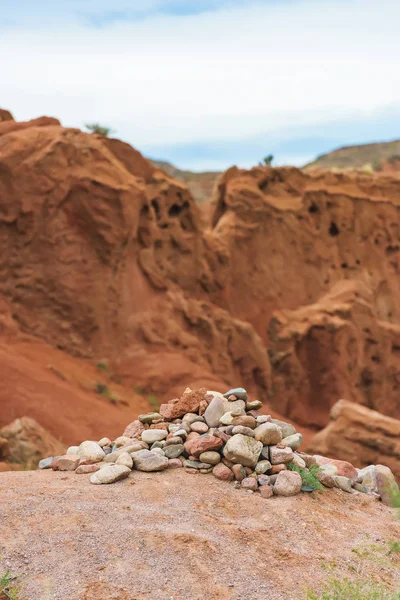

left=0, top=470, right=399, bottom=600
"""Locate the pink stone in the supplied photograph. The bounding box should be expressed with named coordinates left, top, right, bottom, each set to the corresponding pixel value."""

left=75, top=464, right=100, bottom=474
left=51, top=455, right=80, bottom=471
left=241, top=477, right=258, bottom=491
left=190, top=422, right=209, bottom=434
left=314, top=456, right=358, bottom=483
left=123, top=420, right=145, bottom=439
left=212, top=462, right=234, bottom=481
left=260, top=485, right=273, bottom=498
left=168, top=459, right=183, bottom=469
left=232, top=464, right=247, bottom=481
left=159, top=388, right=207, bottom=420
left=187, top=436, right=223, bottom=458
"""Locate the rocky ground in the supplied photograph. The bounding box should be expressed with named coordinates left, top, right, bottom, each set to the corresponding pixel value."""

left=0, top=469, right=399, bottom=600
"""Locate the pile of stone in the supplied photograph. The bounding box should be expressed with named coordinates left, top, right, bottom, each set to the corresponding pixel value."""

left=40, top=387, right=399, bottom=504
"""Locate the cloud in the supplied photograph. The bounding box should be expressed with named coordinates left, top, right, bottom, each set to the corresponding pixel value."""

left=1, top=0, right=400, bottom=169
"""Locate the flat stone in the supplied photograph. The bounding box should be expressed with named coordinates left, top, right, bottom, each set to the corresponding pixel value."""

left=255, top=460, right=272, bottom=474
left=223, top=388, right=248, bottom=401
left=271, top=419, right=296, bottom=438
left=231, top=415, right=257, bottom=429
left=246, top=400, right=262, bottom=411
left=105, top=443, right=145, bottom=463
left=116, top=452, right=133, bottom=468
left=223, top=399, right=246, bottom=414
left=241, top=477, right=258, bottom=491
left=269, top=445, right=294, bottom=465
left=114, top=436, right=132, bottom=448
left=260, top=485, right=274, bottom=498
left=150, top=448, right=165, bottom=456
left=185, top=435, right=223, bottom=458
left=131, top=450, right=169, bottom=472
left=199, top=451, right=221, bottom=465
left=332, top=476, right=355, bottom=493
left=231, top=426, right=255, bottom=437
left=273, top=470, right=302, bottom=496
left=223, top=434, right=262, bottom=468
left=254, top=423, right=282, bottom=445
left=190, top=422, right=209, bottom=434
left=164, top=436, right=182, bottom=446
left=182, top=413, right=205, bottom=425
left=141, top=429, right=168, bottom=444
left=138, top=412, right=162, bottom=424
left=38, top=457, right=53, bottom=469
left=51, top=455, right=80, bottom=471
left=77, top=441, right=105, bottom=463
left=75, top=464, right=100, bottom=474
left=314, top=456, right=358, bottom=483
left=204, top=396, right=226, bottom=427
left=270, top=464, right=287, bottom=474
left=164, top=444, right=184, bottom=459
left=219, top=412, right=235, bottom=425
left=173, top=429, right=188, bottom=439
left=281, top=434, right=303, bottom=451
left=183, top=460, right=211, bottom=470
left=212, top=462, right=234, bottom=481
left=90, top=464, right=131, bottom=485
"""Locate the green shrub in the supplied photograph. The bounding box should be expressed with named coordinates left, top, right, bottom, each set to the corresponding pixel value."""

left=84, top=123, right=114, bottom=137
left=148, top=394, right=159, bottom=411
left=306, top=576, right=400, bottom=600
left=0, top=571, right=19, bottom=599
left=96, top=362, right=108, bottom=372
left=287, top=462, right=323, bottom=491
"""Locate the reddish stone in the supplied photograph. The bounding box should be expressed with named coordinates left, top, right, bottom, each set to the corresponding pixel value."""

left=198, top=399, right=208, bottom=416
left=75, top=464, right=100, bottom=474
left=241, top=477, right=258, bottom=491
left=164, top=436, right=183, bottom=446
left=123, top=420, right=145, bottom=439
left=214, top=430, right=231, bottom=443
left=190, top=422, right=209, bottom=434
left=260, top=485, right=273, bottom=498
left=270, top=464, right=287, bottom=474
left=314, top=456, right=358, bottom=483
left=185, top=467, right=199, bottom=474
left=231, top=416, right=256, bottom=429
left=245, top=467, right=253, bottom=475
left=51, top=455, right=80, bottom=471
left=167, top=459, right=183, bottom=469
left=149, top=422, right=169, bottom=430
left=227, top=395, right=238, bottom=401
left=212, top=462, right=234, bottom=481
left=189, top=436, right=223, bottom=458
left=222, top=458, right=236, bottom=469
left=232, top=463, right=247, bottom=482
left=159, top=388, right=206, bottom=420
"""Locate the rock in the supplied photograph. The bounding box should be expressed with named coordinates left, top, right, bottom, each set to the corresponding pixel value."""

left=231, top=426, right=255, bottom=437
left=38, top=457, right=54, bottom=469
left=307, top=400, right=400, bottom=479
left=260, top=446, right=270, bottom=460
left=254, top=423, right=282, bottom=445
left=256, top=415, right=272, bottom=424
left=149, top=422, right=170, bottom=431
left=374, top=464, right=399, bottom=506
left=232, top=463, right=247, bottom=481
left=190, top=422, right=209, bottom=434
left=297, top=453, right=317, bottom=468
left=150, top=448, right=165, bottom=456
left=105, top=443, right=145, bottom=463
left=164, top=436, right=182, bottom=446
left=317, top=470, right=336, bottom=488
left=260, top=485, right=274, bottom=498
left=67, top=446, right=79, bottom=455
left=313, top=456, right=358, bottom=483
left=51, top=455, right=80, bottom=471
left=231, top=415, right=257, bottom=429
left=281, top=434, right=303, bottom=451
left=90, top=465, right=131, bottom=484
left=98, top=438, right=112, bottom=447
left=359, top=466, right=377, bottom=490
left=273, top=470, right=302, bottom=496
left=163, top=444, right=184, bottom=459
left=77, top=441, right=105, bottom=463
left=246, top=400, right=262, bottom=410
left=141, top=429, right=168, bottom=444
left=173, top=429, right=188, bottom=439
left=223, top=434, right=262, bottom=467
left=182, top=413, right=205, bottom=425
left=168, top=458, right=183, bottom=469
left=138, top=413, right=162, bottom=424
left=199, top=451, right=221, bottom=465
left=183, top=460, right=211, bottom=470
left=123, top=420, right=145, bottom=439
left=353, top=483, right=369, bottom=494
left=255, top=460, right=272, bottom=474
left=186, top=435, right=223, bottom=458
left=332, top=476, right=354, bottom=493
left=219, top=412, right=235, bottom=425
left=223, top=399, right=246, bottom=414
left=160, top=388, right=207, bottom=420
left=203, top=396, right=226, bottom=427
left=241, top=477, right=258, bottom=491
left=257, top=474, right=270, bottom=486
left=75, top=464, right=100, bottom=474
left=131, top=450, right=169, bottom=472
left=116, top=452, right=133, bottom=468
left=212, top=462, right=234, bottom=481
left=213, top=429, right=232, bottom=443
left=114, top=436, right=132, bottom=448
left=0, top=417, right=65, bottom=470
left=269, top=446, right=294, bottom=465
left=291, top=454, right=306, bottom=469
left=223, top=388, right=248, bottom=401
left=270, top=419, right=296, bottom=438
left=270, top=464, right=287, bottom=474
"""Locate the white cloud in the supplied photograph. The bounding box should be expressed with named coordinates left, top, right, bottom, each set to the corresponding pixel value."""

left=1, top=0, right=400, bottom=168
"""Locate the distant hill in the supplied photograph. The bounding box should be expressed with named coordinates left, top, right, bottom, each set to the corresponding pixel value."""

left=151, top=160, right=221, bottom=204
left=305, top=139, right=400, bottom=172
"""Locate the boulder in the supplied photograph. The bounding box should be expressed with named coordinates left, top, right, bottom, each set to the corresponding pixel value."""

left=160, top=388, right=207, bottom=420
left=273, top=470, right=302, bottom=497
left=131, top=450, right=169, bottom=472
left=90, top=464, right=131, bottom=484
left=254, top=423, right=282, bottom=445
left=223, top=434, right=262, bottom=467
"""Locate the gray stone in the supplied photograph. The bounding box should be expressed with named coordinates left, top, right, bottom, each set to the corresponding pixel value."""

left=77, top=441, right=105, bottom=463
left=138, top=412, right=162, bottom=424
left=257, top=474, right=270, bottom=486
left=353, top=483, right=369, bottom=494
left=222, top=399, right=246, bottom=414
left=246, top=400, right=262, bottom=411
left=150, top=447, right=165, bottom=456
left=204, top=396, right=226, bottom=427
left=223, top=434, right=262, bottom=468
left=223, top=387, right=248, bottom=401
left=141, top=429, right=168, bottom=444
left=90, top=464, right=131, bottom=485
left=150, top=441, right=166, bottom=450
left=173, top=429, right=188, bottom=439
left=256, top=415, right=272, bottom=424
left=67, top=446, right=79, bottom=455
left=182, top=413, right=205, bottom=425
left=273, top=470, right=302, bottom=496
left=269, top=445, right=294, bottom=465
left=164, top=444, right=184, bottom=459
left=375, top=464, right=399, bottom=506
left=131, top=450, right=169, bottom=472
left=105, top=443, right=145, bottom=462
left=281, top=433, right=303, bottom=451
left=332, top=476, right=355, bottom=493
left=271, top=419, right=296, bottom=438
left=261, top=446, right=270, bottom=460
left=38, top=457, right=53, bottom=469
left=199, top=451, right=221, bottom=465
left=241, top=477, right=258, bottom=491
left=254, top=423, right=282, bottom=445
left=291, top=453, right=306, bottom=468
left=232, top=426, right=255, bottom=437
left=255, top=460, right=272, bottom=474
left=183, top=460, right=212, bottom=470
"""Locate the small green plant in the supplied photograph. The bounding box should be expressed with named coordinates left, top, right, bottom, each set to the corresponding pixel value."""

left=262, top=154, right=274, bottom=166
left=305, top=576, right=400, bottom=599
left=0, top=571, right=19, bottom=599
left=388, top=541, right=400, bottom=555
left=84, top=123, right=114, bottom=137
left=96, top=362, right=108, bottom=373
left=389, top=486, right=400, bottom=511
left=133, top=385, right=146, bottom=395
left=287, top=462, right=323, bottom=491
left=147, top=394, right=159, bottom=411
left=95, top=382, right=109, bottom=396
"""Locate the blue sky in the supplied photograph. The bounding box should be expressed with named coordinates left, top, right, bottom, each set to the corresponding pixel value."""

left=1, top=0, right=400, bottom=170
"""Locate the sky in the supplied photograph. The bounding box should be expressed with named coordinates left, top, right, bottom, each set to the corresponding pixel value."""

left=1, top=0, right=400, bottom=171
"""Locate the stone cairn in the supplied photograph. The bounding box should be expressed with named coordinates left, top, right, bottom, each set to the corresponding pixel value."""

left=40, top=387, right=399, bottom=504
